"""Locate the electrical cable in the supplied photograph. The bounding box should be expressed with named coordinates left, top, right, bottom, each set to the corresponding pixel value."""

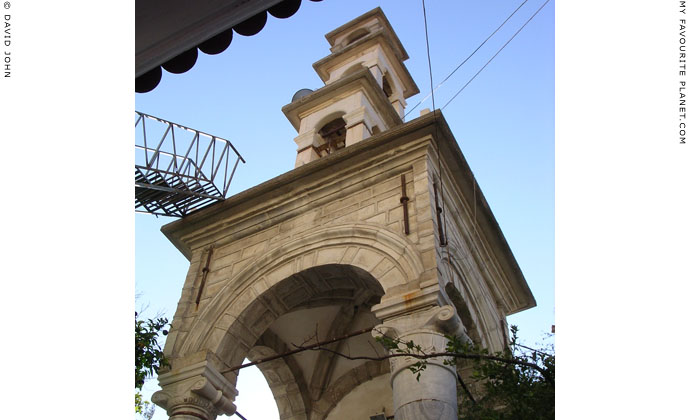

left=441, top=0, right=551, bottom=111
left=421, top=0, right=448, bottom=246
left=421, top=0, right=436, bottom=113
left=405, top=0, right=529, bottom=118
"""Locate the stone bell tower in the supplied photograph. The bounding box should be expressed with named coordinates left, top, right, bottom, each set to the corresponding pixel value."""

left=284, top=8, right=418, bottom=167
left=153, top=7, right=535, bottom=420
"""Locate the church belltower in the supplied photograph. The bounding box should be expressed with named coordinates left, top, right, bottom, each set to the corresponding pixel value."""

left=283, top=8, right=418, bottom=167
left=153, top=8, right=535, bottom=420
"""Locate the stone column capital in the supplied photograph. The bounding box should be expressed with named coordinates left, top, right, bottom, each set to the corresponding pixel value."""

left=389, top=91, right=405, bottom=104
left=293, top=128, right=321, bottom=149
left=152, top=359, right=237, bottom=420
left=372, top=281, right=447, bottom=322
left=371, top=303, right=466, bottom=383
left=373, top=305, right=464, bottom=340
left=343, top=106, right=375, bottom=146
left=343, top=106, right=372, bottom=129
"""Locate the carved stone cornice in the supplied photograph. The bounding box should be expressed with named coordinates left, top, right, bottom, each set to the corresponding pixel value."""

left=371, top=280, right=448, bottom=322
left=378, top=305, right=463, bottom=338
left=152, top=360, right=237, bottom=420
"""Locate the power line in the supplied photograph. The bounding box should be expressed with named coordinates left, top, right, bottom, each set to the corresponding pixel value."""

left=421, top=0, right=436, bottom=112
left=405, top=0, right=529, bottom=118
left=421, top=0, right=448, bottom=247
left=441, top=0, right=552, bottom=111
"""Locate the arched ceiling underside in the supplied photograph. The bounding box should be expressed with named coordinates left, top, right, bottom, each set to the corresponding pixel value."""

left=211, top=264, right=385, bottom=366
left=212, top=264, right=391, bottom=419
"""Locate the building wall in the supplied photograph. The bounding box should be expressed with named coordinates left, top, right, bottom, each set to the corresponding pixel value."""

left=156, top=114, right=532, bottom=420
left=427, top=146, right=511, bottom=354
left=163, top=132, right=438, bottom=360
left=159, top=129, right=447, bottom=419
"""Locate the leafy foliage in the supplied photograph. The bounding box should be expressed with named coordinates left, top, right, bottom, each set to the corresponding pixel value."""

left=376, top=325, right=554, bottom=419
left=375, top=334, right=428, bottom=381
left=135, top=312, right=169, bottom=388
left=135, top=312, right=170, bottom=416
left=450, top=326, right=555, bottom=420
left=135, top=391, right=156, bottom=419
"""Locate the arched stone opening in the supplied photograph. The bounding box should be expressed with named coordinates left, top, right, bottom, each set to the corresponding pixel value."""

left=177, top=223, right=425, bottom=359
left=246, top=343, right=310, bottom=420
left=225, top=263, right=389, bottom=419
left=441, top=250, right=492, bottom=350
left=345, top=28, right=370, bottom=46
left=382, top=73, right=394, bottom=98
left=167, top=223, right=426, bottom=419
left=439, top=245, right=508, bottom=354
left=341, top=63, right=367, bottom=78
left=316, top=117, right=347, bottom=156
left=444, top=282, right=480, bottom=345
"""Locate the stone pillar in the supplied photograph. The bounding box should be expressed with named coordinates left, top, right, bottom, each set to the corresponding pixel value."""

left=343, top=107, right=373, bottom=146
left=373, top=292, right=467, bottom=420
left=367, top=63, right=384, bottom=86
left=389, top=92, right=406, bottom=119
left=293, top=129, right=322, bottom=167
left=152, top=359, right=237, bottom=420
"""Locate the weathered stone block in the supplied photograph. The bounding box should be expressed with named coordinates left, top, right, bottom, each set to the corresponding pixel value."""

left=351, top=248, right=384, bottom=272
left=315, top=247, right=347, bottom=265
left=365, top=212, right=386, bottom=225
left=376, top=193, right=402, bottom=213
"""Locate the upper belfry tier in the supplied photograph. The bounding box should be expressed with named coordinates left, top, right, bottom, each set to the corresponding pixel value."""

left=282, top=8, right=420, bottom=168
left=315, top=7, right=419, bottom=107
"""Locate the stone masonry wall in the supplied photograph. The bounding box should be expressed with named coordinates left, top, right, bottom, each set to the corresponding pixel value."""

left=427, top=148, right=511, bottom=353
left=163, top=134, right=440, bottom=362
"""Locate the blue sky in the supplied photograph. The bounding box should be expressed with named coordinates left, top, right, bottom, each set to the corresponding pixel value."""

left=135, top=1, right=553, bottom=418
left=2, top=1, right=688, bottom=419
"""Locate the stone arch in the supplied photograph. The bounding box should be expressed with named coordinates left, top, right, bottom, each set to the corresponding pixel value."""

left=311, top=360, right=390, bottom=420
left=442, top=245, right=495, bottom=350
left=345, top=28, right=370, bottom=46
left=178, top=222, right=425, bottom=363
left=309, top=111, right=347, bottom=155
left=236, top=267, right=385, bottom=420
left=444, top=282, right=480, bottom=345
left=341, top=62, right=367, bottom=78
left=313, top=111, right=346, bottom=134
left=317, top=117, right=347, bottom=154
left=247, top=343, right=309, bottom=420
left=382, top=72, right=394, bottom=98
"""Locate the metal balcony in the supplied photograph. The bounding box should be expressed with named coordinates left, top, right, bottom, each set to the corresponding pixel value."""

left=135, top=111, right=245, bottom=217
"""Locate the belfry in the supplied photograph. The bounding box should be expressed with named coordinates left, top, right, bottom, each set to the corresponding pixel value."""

left=152, top=8, right=535, bottom=420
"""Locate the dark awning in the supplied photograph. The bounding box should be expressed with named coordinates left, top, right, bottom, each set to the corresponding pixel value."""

left=136, top=0, right=319, bottom=93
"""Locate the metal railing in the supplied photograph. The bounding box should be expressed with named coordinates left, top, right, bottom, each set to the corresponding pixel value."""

left=135, top=111, right=245, bottom=217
